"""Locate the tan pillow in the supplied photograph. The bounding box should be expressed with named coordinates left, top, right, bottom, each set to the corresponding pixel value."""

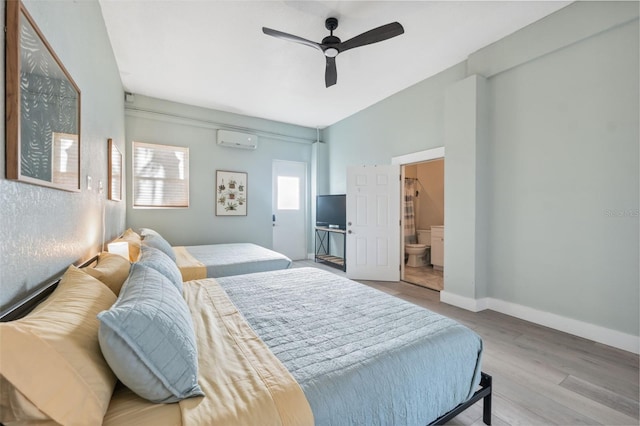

left=83, top=252, right=131, bottom=295
left=0, top=266, right=118, bottom=425
left=0, top=375, right=53, bottom=424
left=111, top=228, right=141, bottom=262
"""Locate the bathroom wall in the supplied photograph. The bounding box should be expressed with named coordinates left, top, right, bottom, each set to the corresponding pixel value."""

left=0, top=0, right=125, bottom=311
left=404, top=160, right=444, bottom=233
left=415, top=159, right=444, bottom=230
left=405, top=165, right=417, bottom=179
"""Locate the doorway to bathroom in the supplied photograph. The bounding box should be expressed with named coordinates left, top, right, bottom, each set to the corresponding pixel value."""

left=393, top=147, right=445, bottom=291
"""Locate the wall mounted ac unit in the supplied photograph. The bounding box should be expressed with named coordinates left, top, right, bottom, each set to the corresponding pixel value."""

left=217, top=130, right=258, bottom=150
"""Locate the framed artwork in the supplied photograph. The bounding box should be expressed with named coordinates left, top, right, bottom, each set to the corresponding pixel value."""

left=108, top=139, right=122, bottom=201
left=5, top=0, right=81, bottom=192
left=216, top=170, right=247, bottom=216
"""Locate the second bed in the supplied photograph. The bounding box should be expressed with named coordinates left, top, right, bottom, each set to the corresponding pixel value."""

left=173, top=242, right=292, bottom=280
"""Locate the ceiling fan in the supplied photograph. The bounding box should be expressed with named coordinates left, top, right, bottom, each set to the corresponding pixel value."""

left=262, top=17, right=404, bottom=88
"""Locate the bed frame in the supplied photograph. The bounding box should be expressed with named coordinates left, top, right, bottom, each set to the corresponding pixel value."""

left=429, top=372, right=492, bottom=425
left=0, top=256, right=493, bottom=425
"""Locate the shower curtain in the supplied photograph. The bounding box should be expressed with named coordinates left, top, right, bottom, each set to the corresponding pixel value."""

left=404, top=179, right=417, bottom=244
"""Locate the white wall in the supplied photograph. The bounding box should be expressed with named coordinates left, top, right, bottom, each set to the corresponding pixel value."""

left=324, top=2, right=639, bottom=348
left=124, top=95, right=317, bottom=251
left=0, top=0, right=125, bottom=311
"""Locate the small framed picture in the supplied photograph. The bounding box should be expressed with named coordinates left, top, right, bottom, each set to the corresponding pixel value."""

left=216, top=170, right=247, bottom=216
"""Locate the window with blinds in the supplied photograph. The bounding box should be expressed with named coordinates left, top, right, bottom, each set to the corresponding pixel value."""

left=132, top=141, right=189, bottom=208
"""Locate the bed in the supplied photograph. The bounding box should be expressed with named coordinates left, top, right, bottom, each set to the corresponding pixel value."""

left=215, top=268, right=489, bottom=425
left=173, top=243, right=292, bottom=280
left=0, top=251, right=491, bottom=426
left=114, top=228, right=292, bottom=280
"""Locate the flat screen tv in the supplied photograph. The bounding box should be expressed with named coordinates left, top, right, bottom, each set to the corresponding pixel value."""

left=316, top=194, right=346, bottom=230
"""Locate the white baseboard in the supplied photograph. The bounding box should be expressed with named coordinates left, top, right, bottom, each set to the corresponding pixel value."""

left=440, top=291, right=486, bottom=312
left=440, top=291, right=639, bottom=354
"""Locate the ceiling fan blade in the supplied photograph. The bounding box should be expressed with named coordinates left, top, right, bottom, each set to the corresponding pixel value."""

left=338, top=22, right=404, bottom=53
left=325, top=56, right=337, bottom=88
left=262, top=27, right=322, bottom=52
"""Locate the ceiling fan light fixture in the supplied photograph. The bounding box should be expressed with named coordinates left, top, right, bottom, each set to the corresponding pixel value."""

left=324, top=47, right=339, bottom=58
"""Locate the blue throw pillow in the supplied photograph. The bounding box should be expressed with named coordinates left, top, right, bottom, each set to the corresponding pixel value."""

left=97, top=263, right=203, bottom=403
left=138, top=245, right=183, bottom=291
left=142, top=233, right=176, bottom=262
left=139, top=227, right=162, bottom=239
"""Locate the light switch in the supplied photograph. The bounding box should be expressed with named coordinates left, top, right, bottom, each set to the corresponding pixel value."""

left=87, top=175, right=92, bottom=190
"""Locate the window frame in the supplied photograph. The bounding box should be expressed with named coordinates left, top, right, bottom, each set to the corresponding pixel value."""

left=132, top=141, right=190, bottom=209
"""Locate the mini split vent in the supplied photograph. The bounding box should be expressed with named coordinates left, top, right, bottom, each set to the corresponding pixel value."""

left=217, top=130, right=258, bottom=150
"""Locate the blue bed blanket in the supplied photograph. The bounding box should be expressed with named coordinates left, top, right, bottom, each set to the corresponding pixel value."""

left=216, top=267, right=483, bottom=426
left=184, top=243, right=291, bottom=278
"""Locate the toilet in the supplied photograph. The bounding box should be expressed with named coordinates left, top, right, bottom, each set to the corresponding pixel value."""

left=405, top=229, right=431, bottom=267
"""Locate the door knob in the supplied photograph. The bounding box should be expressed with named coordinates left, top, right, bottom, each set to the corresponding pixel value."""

left=348, top=230, right=352, bottom=234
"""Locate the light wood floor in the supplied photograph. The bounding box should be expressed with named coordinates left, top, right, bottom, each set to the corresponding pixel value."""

left=293, top=260, right=640, bottom=425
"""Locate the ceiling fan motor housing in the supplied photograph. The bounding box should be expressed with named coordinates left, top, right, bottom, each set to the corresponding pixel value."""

left=322, top=35, right=341, bottom=57
left=323, top=18, right=341, bottom=57
left=325, top=17, right=338, bottom=32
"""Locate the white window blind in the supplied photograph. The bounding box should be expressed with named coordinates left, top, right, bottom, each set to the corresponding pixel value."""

left=133, top=141, right=189, bottom=208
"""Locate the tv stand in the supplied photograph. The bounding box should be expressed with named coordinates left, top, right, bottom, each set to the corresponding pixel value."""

left=314, top=226, right=346, bottom=271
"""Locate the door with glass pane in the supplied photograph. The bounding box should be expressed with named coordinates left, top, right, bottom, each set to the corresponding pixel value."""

left=272, top=160, right=307, bottom=260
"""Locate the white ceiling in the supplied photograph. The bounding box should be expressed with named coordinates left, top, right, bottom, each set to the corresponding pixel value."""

left=99, top=1, right=571, bottom=129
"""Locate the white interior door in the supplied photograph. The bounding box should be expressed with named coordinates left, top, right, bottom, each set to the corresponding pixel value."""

left=272, top=160, right=307, bottom=260
left=346, top=164, right=400, bottom=281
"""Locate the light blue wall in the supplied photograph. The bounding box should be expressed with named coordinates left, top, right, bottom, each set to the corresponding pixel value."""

left=124, top=95, right=317, bottom=252
left=324, top=62, right=467, bottom=193
left=0, top=0, right=125, bottom=311
left=0, top=0, right=636, bottom=343
left=324, top=3, right=639, bottom=337
left=311, top=141, right=330, bottom=255
left=487, top=18, right=639, bottom=335
left=443, top=75, right=490, bottom=300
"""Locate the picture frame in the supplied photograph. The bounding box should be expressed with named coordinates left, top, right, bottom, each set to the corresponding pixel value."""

left=108, top=139, right=122, bottom=201
left=216, top=170, right=247, bottom=216
left=5, top=0, right=81, bottom=192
